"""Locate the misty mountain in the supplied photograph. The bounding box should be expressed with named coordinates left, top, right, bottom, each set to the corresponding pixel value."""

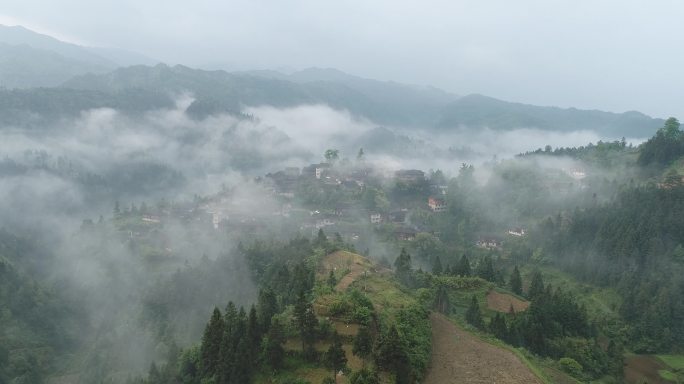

left=0, top=25, right=157, bottom=88
left=0, top=34, right=664, bottom=138
left=241, top=67, right=459, bottom=125
left=0, top=25, right=115, bottom=67
left=87, top=46, right=159, bottom=67
left=62, top=64, right=664, bottom=137
left=63, top=64, right=451, bottom=126
left=438, top=94, right=663, bottom=138
left=256, top=67, right=664, bottom=137
left=0, top=24, right=158, bottom=67
left=0, top=42, right=113, bottom=88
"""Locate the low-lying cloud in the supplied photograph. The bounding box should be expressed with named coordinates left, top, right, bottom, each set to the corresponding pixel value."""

left=0, top=99, right=638, bottom=380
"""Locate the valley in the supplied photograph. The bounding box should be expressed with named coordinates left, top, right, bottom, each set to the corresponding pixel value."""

left=1, top=15, right=684, bottom=384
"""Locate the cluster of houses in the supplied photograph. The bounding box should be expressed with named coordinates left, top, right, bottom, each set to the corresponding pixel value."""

left=125, top=156, right=534, bottom=256
left=259, top=163, right=448, bottom=242
left=142, top=214, right=161, bottom=224
left=262, top=163, right=372, bottom=199
left=368, top=210, right=421, bottom=241
left=476, top=238, right=502, bottom=250
left=567, top=168, right=587, bottom=180
left=368, top=209, right=408, bottom=225
left=475, top=227, right=527, bottom=250
left=508, top=228, right=526, bottom=237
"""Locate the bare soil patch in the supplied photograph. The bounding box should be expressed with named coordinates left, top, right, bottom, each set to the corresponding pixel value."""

left=423, top=313, right=544, bottom=384
left=486, top=290, right=530, bottom=313
left=625, top=355, right=673, bottom=384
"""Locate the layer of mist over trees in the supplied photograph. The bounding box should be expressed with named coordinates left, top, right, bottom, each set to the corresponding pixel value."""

left=1, top=26, right=683, bottom=384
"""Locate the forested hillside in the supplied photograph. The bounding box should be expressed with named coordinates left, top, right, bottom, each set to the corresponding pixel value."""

left=0, top=230, right=83, bottom=382
left=535, top=119, right=684, bottom=353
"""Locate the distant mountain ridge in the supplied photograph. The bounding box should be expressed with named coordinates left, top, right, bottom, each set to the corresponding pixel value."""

left=438, top=94, right=661, bottom=137
left=0, top=42, right=113, bottom=88
left=0, top=25, right=116, bottom=67
left=62, top=64, right=457, bottom=127
left=62, top=64, right=662, bottom=137
left=0, top=24, right=665, bottom=136
left=0, top=24, right=157, bottom=88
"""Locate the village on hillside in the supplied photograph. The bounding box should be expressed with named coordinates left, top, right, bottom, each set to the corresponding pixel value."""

left=103, top=153, right=601, bottom=266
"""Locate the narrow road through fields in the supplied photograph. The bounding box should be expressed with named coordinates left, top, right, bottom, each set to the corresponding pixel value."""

left=423, top=313, right=544, bottom=384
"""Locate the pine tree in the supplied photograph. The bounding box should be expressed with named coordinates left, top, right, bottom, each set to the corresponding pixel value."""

left=476, top=255, right=496, bottom=282
left=432, top=255, right=443, bottom=275
left=257, top=288, right=278, bottom=334
left=262, top=318, right=285, bottom=371
left=223, top=302, right=237, bottom=344
left=352, top=325, right=373, bottom=363
left=454, top=254, right=471, bottom=276
left=232, top=336, right=251, bottom=383
left=316, top=228, right=328, bottom=247
left=216, top=304, right=244, bottom=384
left=325, top=331, right=348, bottom=383
left=528, top=270, right=545, bottom=300
left=217, top=324, right=235, bottom=384
left=301, top=305, right=319, bottom=360
left=375, top=325, right=409, bottom=382
left=509, top=266, right=522, bottom=295
left=199, top=307, right=224, bottom=378
left=465, top=295, right=484, bottom=329
left=247, top=305, right=261, bottom=360
left=488, top=313, right=508, bottom=340
left=294, top=290, right=318, bottom=360
left=394, top=248, right=412, bottom=285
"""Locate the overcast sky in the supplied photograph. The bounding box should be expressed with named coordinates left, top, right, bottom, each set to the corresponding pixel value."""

left=1, top=0, right=682, bottom=119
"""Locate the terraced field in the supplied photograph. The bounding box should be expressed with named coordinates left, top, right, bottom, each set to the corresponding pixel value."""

left=486, top=289, right=530, bottom=313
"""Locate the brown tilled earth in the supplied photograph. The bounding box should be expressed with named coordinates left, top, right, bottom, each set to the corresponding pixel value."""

left=486, top=290, right=530, bottom=313
left=624, top=355, right=672, bottom=384
left=423, top=313, right=544, bottom=384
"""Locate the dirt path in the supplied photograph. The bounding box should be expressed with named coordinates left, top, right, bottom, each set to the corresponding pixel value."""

left=321, top=250, right=371, bottom=292
left=423, top=313, right=544, bottom=384
left=335, top=262, right=365, bottom=291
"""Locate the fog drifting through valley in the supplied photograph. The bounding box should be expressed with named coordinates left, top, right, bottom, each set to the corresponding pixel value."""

left=0, top=99, right=641, bottom=378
